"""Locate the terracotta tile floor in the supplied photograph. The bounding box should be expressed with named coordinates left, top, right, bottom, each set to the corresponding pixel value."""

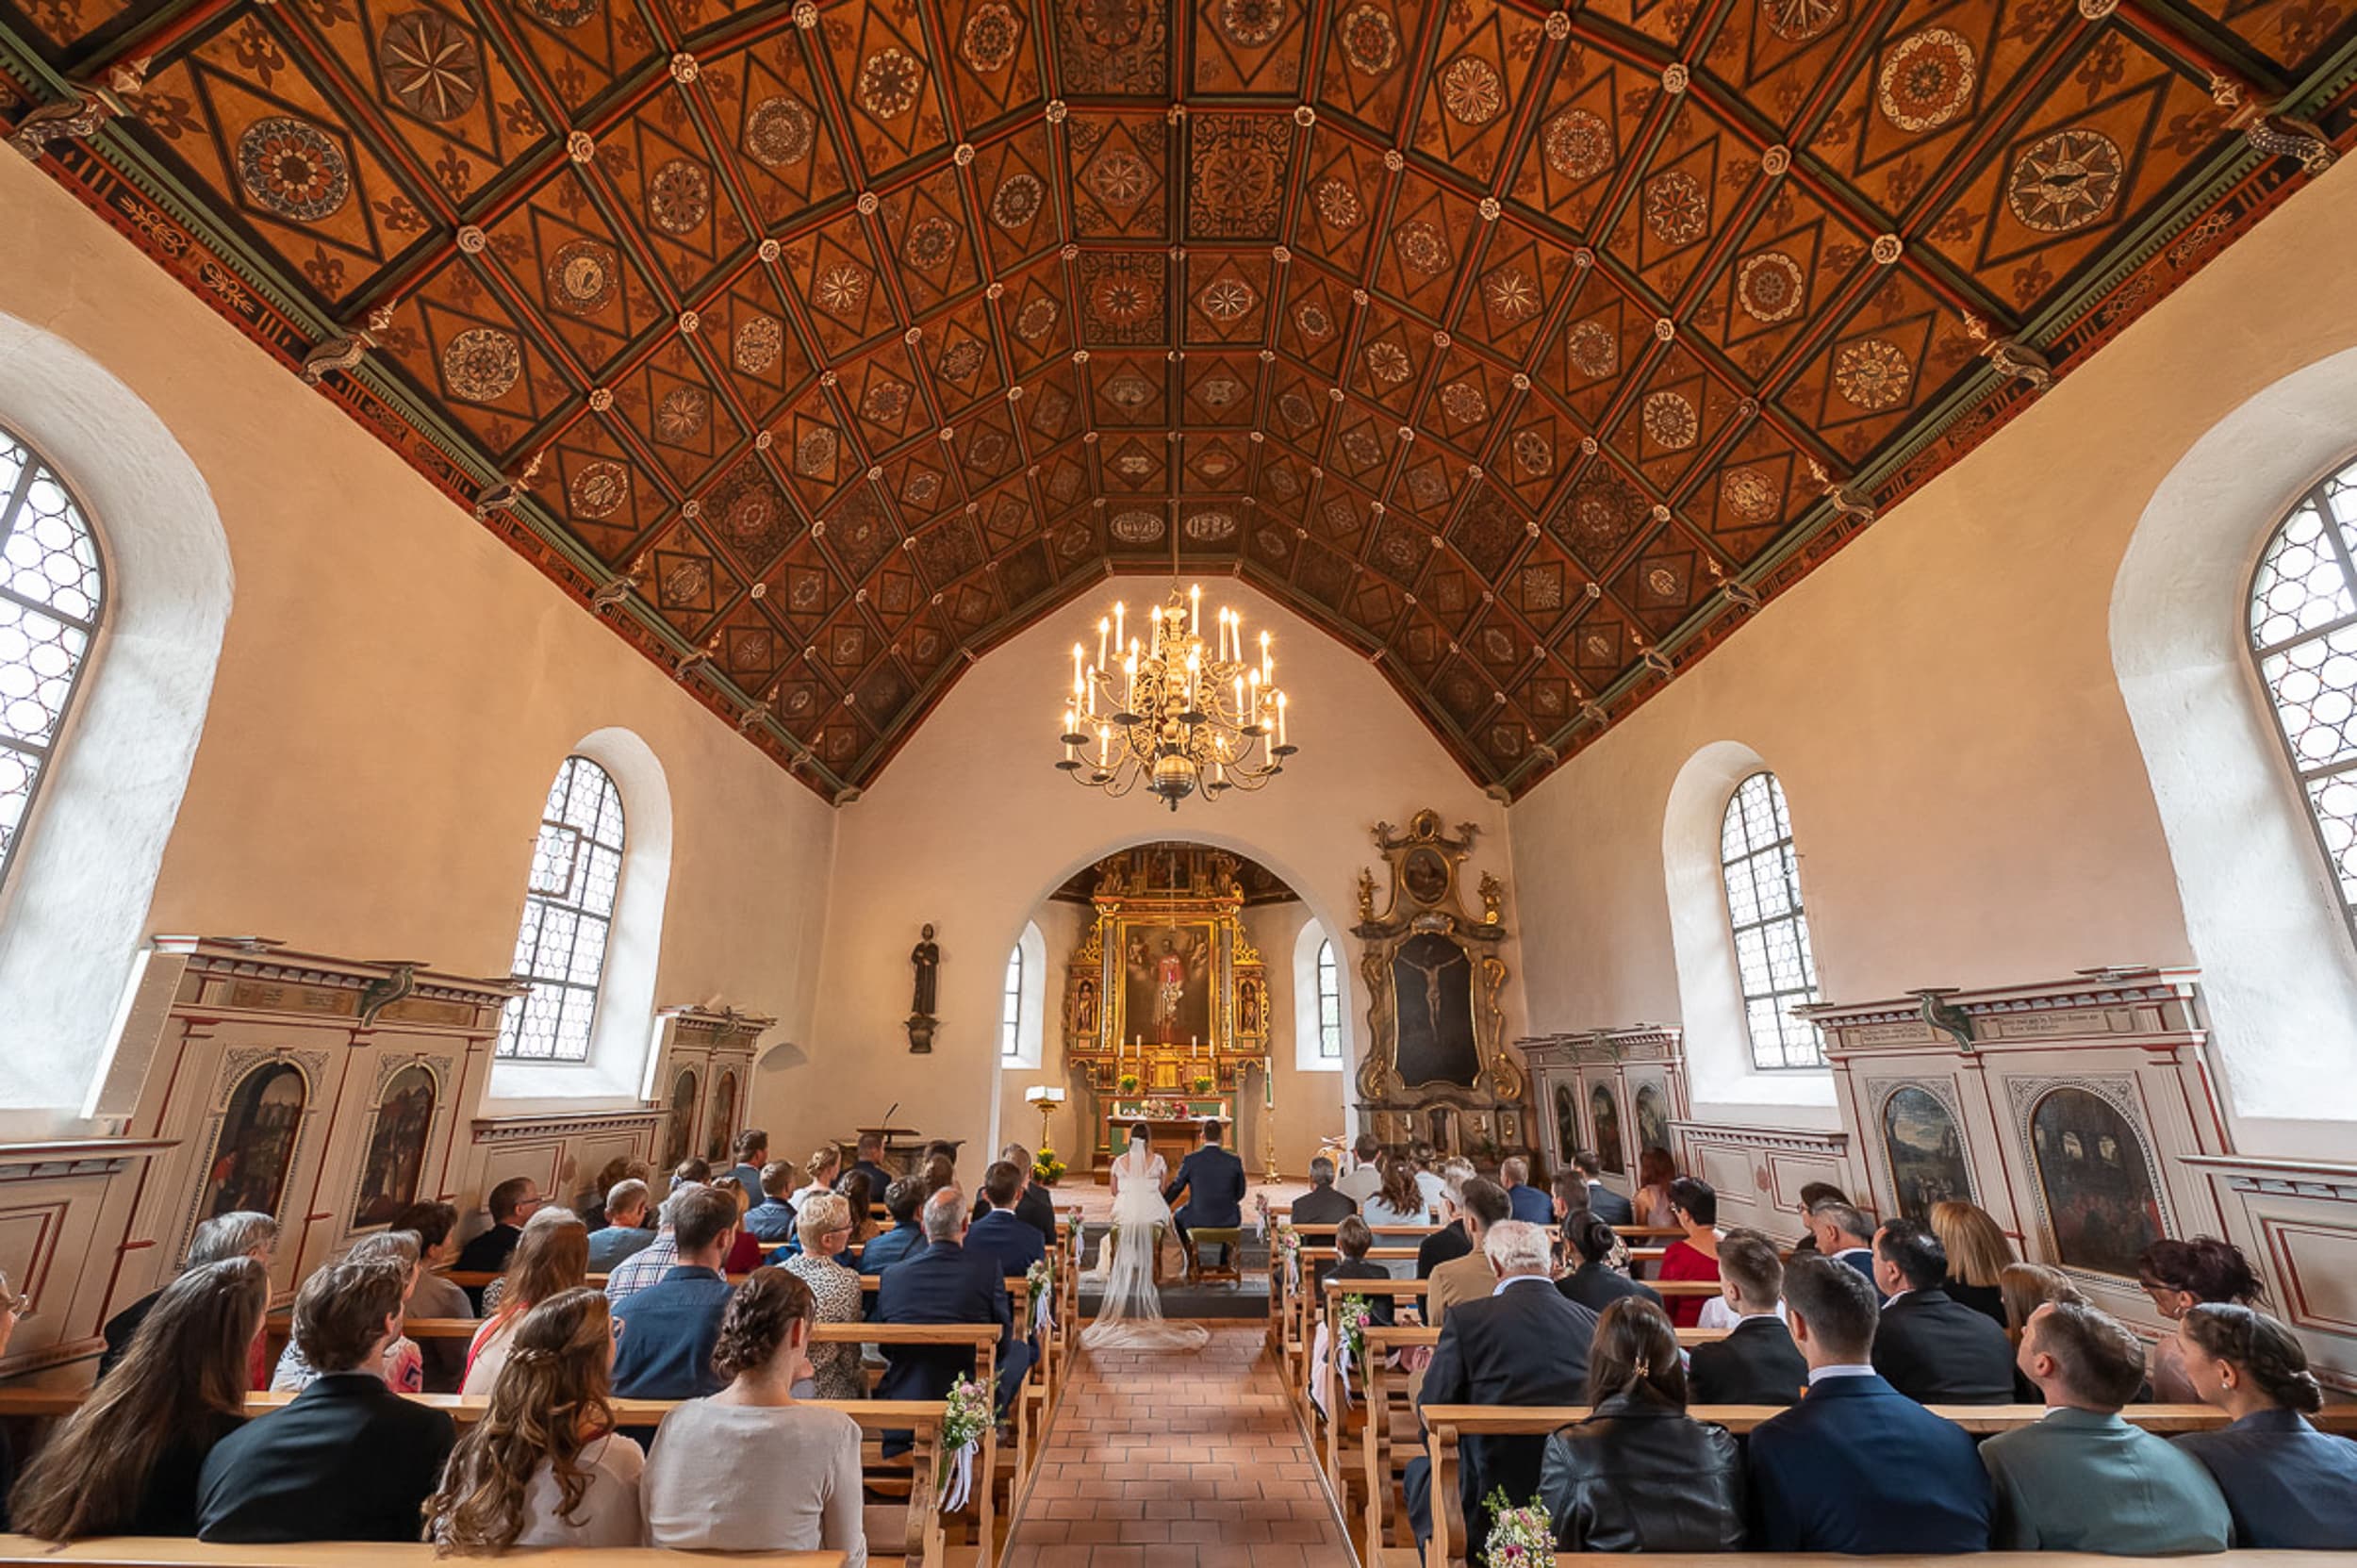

left=1001, top=1324, right=1353, bottom=1568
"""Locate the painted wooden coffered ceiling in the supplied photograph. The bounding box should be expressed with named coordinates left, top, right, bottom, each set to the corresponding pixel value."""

left=1, top=0, right=2350, bottom=801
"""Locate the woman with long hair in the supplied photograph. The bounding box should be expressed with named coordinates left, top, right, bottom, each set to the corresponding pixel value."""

left=2137, top=1237, right=2262, bottom=1402
left=2173, top=1302, right=2357, bottom=1546
left=464, top=1207, right=588, bottom=1394
left=1655, top=1177, right=1722, bottom=1329
left=427, top=1289, right=642, bottom=1550
left=272, top=1229, right=424, bottom=1393
left=640, top=1269, right=867, bottom=1557
left=1082, top=1124, right=1208, bottom=1351
left=835, top=1169, right=880, bottom=1246
left=1928, top=1201, right=2015, bottom=1328
left=1360, top=1155, right=1429, bottom=1280
left=781, top=1191, right=866, bottom=1397
left=1557, top=1210, right=1663, bottom=1315
left=9, top=1257, right=268, bottom=1539
left=1633, top=1147, right=1678, bottom=1231
left=1537, top=1296, right=1745, bottom=1550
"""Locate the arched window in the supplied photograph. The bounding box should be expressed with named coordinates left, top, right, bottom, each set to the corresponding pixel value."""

left=1000, top=942, right=1025, bottom=1060
left=1720, top=771, right=1824, bottom=1069
left=2250, top=457, right=2357, bottom=935
left=497, top=755, right=627, bottom=1062
left=0, top=427, right=103, bottom=894
left=1315, top=938, right=1343, bottom=1061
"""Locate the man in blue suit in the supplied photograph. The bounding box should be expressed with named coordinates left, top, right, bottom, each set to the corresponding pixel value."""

left=1162, top=1119, right=1247, bottom=1280
left=1748, top=1254, right=1992, bottom=1552
left=1499, top=1156, right=1554, bottom=1225
left=1560, top=1150, right=1634, bottom=1227
left=876, top=1186, right=1031, bottom=1447
left=965, top=1159, right=1048, bottom=1279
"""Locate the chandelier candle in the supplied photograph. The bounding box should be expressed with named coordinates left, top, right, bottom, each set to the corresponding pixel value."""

left=1056, top=582, right=1297, bottom=809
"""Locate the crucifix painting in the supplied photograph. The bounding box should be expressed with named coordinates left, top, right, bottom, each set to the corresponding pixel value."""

left=1120, top=923, right=1213, bottom=1048
left=1391, top=932, right=1479, bottom=1087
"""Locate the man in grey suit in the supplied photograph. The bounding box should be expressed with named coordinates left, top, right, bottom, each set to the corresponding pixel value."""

left=1980, top=1301, right=2231, bottom=1552
left=1163, top=1120, right=1247, bottom=1280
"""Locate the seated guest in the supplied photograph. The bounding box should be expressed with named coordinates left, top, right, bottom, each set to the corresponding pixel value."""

left=740, top=1163, right=798, bottom=1246
left=1290, top=1155, right=1359, bottom=1226
left=1696, top=1226, right=1788, bottom=1332
left=966, top=1159, right=1049, bottom=1279
left=918, top=1151, right=956, bottom=1196
left=1563, top=1149, right=1634, bottom=1227
left=1333, top=1133, right=1384, bottom=1206
left=391, top=1200, right=473, bottom=1391
left=586, top=1179, right=656, bottom=1270
left=792, top=1146, right=843, bottom=1211
left=465, top=1206, right=588, bottom=1395
left=1557, top=1209, right=1663, bottom=1316
left=1656, top=1177, right=1723, bottom=1329
left=1412, top=1159, right=1480, bottom=1279
left=1499, top=1156, right=1554, bottom=1226
left=876, top=1187, right=1030, bottom=1428
left=426, top=1289, right=643, bottom=1549
left=1633, top=1147, right=1678, bottom=1233
left=978, top=1142, right=1059, bottom=1246
left=1747, top=1255, right=1992, bottom=1553
left=1406, top=1220, right=1601, bottom=1549
left=860, top=1176, right=931, bottom=1279
left=782, top=1191, right=866, bottom=1401
left=454, top=1177, right=542, bottom=1296
left=671, top=1157, right=712, bottom=1190
left=604, top=1185, right=692, bottom=1307
left=1427, top=1178, right=1511, bottom=1327
left=1328, top=1215, right=1396, bottom=1327
left=1999, top=1261, right=2089, bottom=1401
left=1871, top=1217, right=2014, bottom=1404
left=100, top=1210, right=277, bottom=1383
left=1807, top=1199, right=1878, bottom=1285
left=848, top=1131, right=894, bottom=1197
left=2138, top=1235, right=2263, bottom=1402
left=641, top=1270, right=866, bottom=1560
left=2173, top=1301, right=2357, bottom=1547
left=1363, top=1157, right=1433, bottom=1279
left=611, top=1184, right=739, bottom=1400
left=1928, top=1200, right=2014, bottom=1329
left=724, top=1128, right=769, bottom=1208
left=197, top=1257, right=456, bottom=1542
left=1982, top=1301, right=2230, bottom=1552
left=1787, top=1182, right=1849, bottom=1255
left=572, top=1156, right=634, bottom=1232
left=1688, top=1230, right=1805, bottom=1407
left=1539, top=1297, right=1745, bottom=1551
left=11, top=1257, right=267, bottom=1539
left=836, top=1170, right=881, bottom=1246
left=1409, top=1141, right=1448, bottom=1212
left=274, top=1229, right=424, bottom=1394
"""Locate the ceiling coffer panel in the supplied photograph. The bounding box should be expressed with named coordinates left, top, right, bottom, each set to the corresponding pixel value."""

left=1, top=0, right=2349, bottom=799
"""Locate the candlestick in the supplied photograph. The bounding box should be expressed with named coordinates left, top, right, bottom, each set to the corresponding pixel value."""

left=1190, top=584, right=1201, bottom=635
left=1097, top=618, right=1109, bottom=670
left=1113, top=601, right=1125, bottom=652
left=1277, top=691, right=1288, bottom=749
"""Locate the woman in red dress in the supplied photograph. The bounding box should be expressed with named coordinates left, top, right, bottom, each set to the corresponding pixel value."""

left=1655, top=1177, right=1723, bottom=1329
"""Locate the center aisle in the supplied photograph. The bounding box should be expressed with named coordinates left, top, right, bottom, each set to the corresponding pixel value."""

left=1002, top=1323, right=1350, bottom=1567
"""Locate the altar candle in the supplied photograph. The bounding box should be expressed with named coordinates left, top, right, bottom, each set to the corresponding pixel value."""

left=1233, top=674, right=1244, bottom=717
left=1277, top=692, right=1288, bottom=749
left=1113, top=601, right=1125, bottom=652
left=1260, top=630, right=1272, bottom=685
left=1097, top=617, right=1109, bottom=670
left=1097, top=723, right=1110, bottom=768
left=1248, top=668, right=1261, bottom=725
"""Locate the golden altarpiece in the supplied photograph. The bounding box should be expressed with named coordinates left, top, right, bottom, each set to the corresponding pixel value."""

left=1352, top=812, right=1529, bottom=1160
left=1062, top=848, right=1270, bottom=1179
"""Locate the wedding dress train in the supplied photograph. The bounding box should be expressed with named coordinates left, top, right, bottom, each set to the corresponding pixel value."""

left=1081, top=1141, right=1209, bottom=1352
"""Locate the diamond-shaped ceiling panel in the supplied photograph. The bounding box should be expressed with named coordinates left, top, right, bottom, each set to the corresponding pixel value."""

left=2, top=0, right=2350, bottom=799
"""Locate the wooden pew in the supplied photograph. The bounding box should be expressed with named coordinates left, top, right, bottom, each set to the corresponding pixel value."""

left=1418, top=1403, right=2357, bottom=1568
left=0, top=1543, right=845, bottom=1566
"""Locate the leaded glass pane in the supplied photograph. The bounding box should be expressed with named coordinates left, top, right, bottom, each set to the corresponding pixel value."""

left=1720, top=772, right=1825, bottom=1070
left=1316, top=937, right=1343, bottom=1059
left=1000, top=946, right=1024, bottom=1059
left=497, top=756, right=626, bottom=1062
left=0, top=427, right=104, bottom=892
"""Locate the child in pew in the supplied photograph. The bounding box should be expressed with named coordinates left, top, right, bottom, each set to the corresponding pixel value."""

left=1328, top=1215, right=1396, bottom=1328
left=9, top=1257, right=268, bottom=1540
left=640, top=1268, right=867, bottom=1563
left=427, top=1288, right=645, bottom=1551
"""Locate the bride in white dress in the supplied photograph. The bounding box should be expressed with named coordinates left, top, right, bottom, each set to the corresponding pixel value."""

left=1081, top=1125, right=1209, bottom=1351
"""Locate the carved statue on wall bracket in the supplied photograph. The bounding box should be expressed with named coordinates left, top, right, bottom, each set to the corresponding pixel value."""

left=1351, top=810, right=1525, bottom=1162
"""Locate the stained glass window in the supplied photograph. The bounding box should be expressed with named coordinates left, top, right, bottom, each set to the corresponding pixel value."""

left=1720, top=771, right=1825, bottom=1069
left=496, top=756, right=626, bottom=1062
left=2250, top=456, right=2357, bottom=934
left=0, top=428, right=103, bottom=895
left=1000, top=944, right=1024, bottom=1060
left=1315, top=937, right=1343, bottom=1060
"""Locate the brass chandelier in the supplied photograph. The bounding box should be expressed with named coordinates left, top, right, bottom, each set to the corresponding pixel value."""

left=1057, top=579, right=1295, bottom=810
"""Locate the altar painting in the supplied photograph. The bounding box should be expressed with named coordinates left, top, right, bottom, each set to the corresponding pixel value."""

left=354, top=1065, right=436, bottom=1227
left=1391, top=932, right=1478, bottom=1087
left=2029, top=1086, right=2165, bottom=1277
left=1116, top=919, right=1218, bottom=1049
left=1883, top=1085, right=1972, bottom=1221
left=200, top=1063, right=306, bottom=1219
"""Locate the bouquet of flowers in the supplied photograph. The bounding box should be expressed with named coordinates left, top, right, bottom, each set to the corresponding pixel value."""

left=1116, top=1073, right=1141, bottom=1094
left=938, top=1375, right=992, bottom=1512
left=1481, top=1491, right=1557, bottom=1566
left=1190, top=1074, right=1215, bottom=1094
left=1031, top=1147, right=1066, bottom=1185
left=1273, top=1221, right=1301, bottom=1290
left=1334, top=1293, right=1373, bottom=1376
left=1025, top=1257, right=1056, bottom=1335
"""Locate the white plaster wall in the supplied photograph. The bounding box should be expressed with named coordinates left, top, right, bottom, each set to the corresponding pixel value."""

left=0, top=150, right=835, bottom=1121
left=767, top=577, right=1517, bottom=1171
left=1508, top=155, right=2357, bottom=1158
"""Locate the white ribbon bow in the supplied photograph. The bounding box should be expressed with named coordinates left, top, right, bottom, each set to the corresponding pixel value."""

left=940, top=1440, right=976, bottom=1513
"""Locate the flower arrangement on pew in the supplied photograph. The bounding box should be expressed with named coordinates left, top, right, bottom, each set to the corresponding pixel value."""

left=938, top=1375, right=991, bottom=1512
left=1481, top=1490, right=1557, bottom=1567
left=1273, top=1221, right=1301, bottom=1290
left=1025, top=1258, right=1055, bottom=1335
left=1335, top=1293, right=1372, bottom=1384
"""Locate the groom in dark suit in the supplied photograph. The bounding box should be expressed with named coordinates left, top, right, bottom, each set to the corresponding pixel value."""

left=1163, top=1120, right=1246, bottom=1281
